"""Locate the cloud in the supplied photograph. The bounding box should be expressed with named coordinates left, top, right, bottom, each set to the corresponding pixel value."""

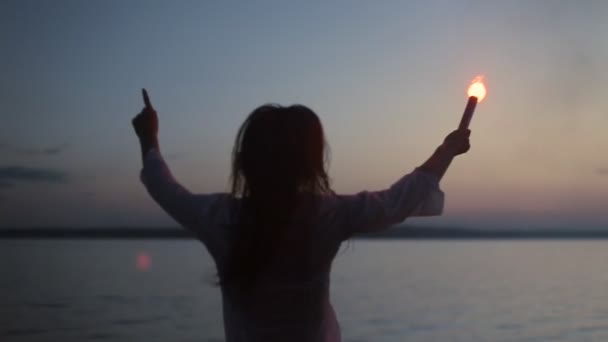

left=0, top=166, right=69, bottom=185
left=20, top=145, right=67, bottom=156
left=0, top=142, right=68, bottom=156
left=598, top=168, right=608, bottom=176
left=0, top=181, right=14, bottom=188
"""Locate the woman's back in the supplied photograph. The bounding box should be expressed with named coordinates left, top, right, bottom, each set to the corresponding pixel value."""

left=220, top=229, right=340, bottom=342
left=211, top=195, right=346, bottom=341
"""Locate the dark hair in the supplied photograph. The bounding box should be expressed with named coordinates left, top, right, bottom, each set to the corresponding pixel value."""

left=220, top=104, right=332, bottom=291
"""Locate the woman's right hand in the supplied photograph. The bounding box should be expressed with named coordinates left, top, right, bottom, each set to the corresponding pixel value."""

left=133, top=89, right=160, bottom=160
left=132, top=88, right=159, bottom=143
left=441, top=129, right=471, bottom=157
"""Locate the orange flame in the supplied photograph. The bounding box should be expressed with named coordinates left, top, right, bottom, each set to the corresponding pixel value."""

left=467, top=75, right=487, bottom=102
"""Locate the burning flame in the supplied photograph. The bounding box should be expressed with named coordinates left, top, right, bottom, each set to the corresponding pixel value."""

left=467, top=75, right=487, bottom=102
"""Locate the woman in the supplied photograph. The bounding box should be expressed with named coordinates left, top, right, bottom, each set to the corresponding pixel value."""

left=132, top=89, right=470, bottom=341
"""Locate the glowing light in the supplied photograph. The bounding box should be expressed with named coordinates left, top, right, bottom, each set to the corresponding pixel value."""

left=467, top=75, right=487, bottom=102
left=136, top=252, right=151, bottom=272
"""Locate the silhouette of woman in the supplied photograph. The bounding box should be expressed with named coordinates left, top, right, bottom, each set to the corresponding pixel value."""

left=132, top=89, right=470, bottom=342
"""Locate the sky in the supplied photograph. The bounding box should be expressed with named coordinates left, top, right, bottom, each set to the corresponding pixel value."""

left=1, top=0, right=607, bottom=229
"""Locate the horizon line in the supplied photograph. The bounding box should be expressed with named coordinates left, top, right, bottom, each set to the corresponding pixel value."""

left=1, top=226, right=608, bottom=240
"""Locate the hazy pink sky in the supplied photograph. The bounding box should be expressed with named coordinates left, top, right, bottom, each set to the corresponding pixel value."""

left=1, top=1, right=607, bottom=228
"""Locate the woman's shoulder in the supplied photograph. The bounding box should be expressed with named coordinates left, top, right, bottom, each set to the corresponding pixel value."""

left=191, top=193, right=240, bottom=223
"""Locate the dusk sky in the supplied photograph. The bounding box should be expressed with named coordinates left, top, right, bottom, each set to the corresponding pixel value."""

left=1, top=1, right=607, bottom=229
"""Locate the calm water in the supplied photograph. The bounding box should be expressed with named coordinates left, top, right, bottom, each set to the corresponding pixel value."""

left=3, top=239, right=608, bottom=341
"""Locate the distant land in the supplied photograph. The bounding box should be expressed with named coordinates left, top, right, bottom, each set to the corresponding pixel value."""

left=1, top=226, right=608, bottom=239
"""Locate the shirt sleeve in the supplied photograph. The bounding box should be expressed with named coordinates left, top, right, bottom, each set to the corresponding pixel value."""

left=335, top=168, right=444, bottom=239
left=139, top=148, right=232, bottom=249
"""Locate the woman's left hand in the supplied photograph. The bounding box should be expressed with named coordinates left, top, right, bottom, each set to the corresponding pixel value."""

left=441, top=129, right=471, bottom=157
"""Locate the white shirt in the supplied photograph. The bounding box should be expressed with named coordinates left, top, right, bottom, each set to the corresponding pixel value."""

left=140, top=148, right=444, bottom=342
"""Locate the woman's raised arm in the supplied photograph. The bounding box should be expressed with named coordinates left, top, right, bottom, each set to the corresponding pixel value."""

left=131, top=89, right=231, bottom=250
left=334, top=129, right=470, bottom=239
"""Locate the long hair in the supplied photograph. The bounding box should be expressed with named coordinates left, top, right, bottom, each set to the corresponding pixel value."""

left=220, top=104, right=332, bottom=291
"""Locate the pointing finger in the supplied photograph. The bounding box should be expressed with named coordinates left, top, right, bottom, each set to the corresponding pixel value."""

left=142, top=88, right=153, bottom=109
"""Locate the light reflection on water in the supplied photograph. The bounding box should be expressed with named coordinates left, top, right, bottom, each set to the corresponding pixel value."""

left=3, top=239, right=608, bottom=341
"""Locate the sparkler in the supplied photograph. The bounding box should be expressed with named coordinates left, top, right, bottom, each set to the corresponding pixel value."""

left=458, top=76, right=487, bottom=130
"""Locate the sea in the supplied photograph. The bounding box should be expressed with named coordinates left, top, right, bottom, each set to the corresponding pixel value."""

left=3, top=239, right=608, bottom=342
